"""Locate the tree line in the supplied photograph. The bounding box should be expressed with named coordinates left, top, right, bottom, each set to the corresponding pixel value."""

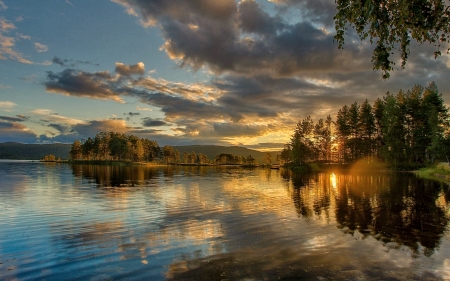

left=69, top=132, right=260, bottom=165
left=282, top=82, right=450, bottom=168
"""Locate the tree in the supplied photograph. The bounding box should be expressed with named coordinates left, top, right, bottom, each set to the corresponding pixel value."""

left=42, top=154, right=56, bottom=162
left=81, top=137, right=95, bottom=160
left=358, top=100, right=376, bottom=160
left=246, top=155, right=256, bottom=165
left=69, top=140, right=82, bottom=160
left=280, top=144, right=292, bottom=165
left=380, top=92, right=408, bottom=166
left=134, top=139, right=145, bottom=162
left=109, top=134, right=127, bottom=161
left=198, top=153, right=208, bottom=164
left=291, top=116, right=315, bottom=165
left=183, top=151, right=189, bottom=163
left=163, top=145, right=176, bottom=164
left=335, top=105, right=351, bottom=163
left=262, top=152, right=272, bottom=165
left=334, top=0, right=450, bottom=78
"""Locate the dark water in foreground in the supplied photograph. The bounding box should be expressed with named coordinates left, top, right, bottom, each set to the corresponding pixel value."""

left=0, top=161, right=450, bottom=280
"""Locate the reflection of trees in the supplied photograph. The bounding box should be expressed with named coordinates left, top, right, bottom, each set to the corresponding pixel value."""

left=285, top=171, right=450, bottom=256
left=71, top=164, right=159, bottom=187
left=287, top=171, right=332, bottom=220
left=334, top=173, right=449, bottom=256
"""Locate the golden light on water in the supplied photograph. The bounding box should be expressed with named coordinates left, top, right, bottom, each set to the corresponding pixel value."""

left=330, top=172, right=337, bottom=190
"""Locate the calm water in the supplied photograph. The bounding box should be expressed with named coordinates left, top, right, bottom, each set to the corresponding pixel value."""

left=0, top=161, right=450, bottom=280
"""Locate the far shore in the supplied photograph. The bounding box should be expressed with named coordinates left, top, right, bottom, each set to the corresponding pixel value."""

left=29, top=159, right=450, bottom=184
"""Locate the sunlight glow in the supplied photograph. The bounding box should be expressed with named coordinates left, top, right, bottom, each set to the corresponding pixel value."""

left=330, top=173, right=337, bottom=190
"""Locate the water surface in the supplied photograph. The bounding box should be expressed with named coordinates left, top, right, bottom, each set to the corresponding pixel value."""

left=0, top=162, right=449, bottom=280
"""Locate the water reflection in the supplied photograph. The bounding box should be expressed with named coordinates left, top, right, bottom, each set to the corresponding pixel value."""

left=282, top=170, right=450, bottom=257
left=1, top=162, right=450, bottom=280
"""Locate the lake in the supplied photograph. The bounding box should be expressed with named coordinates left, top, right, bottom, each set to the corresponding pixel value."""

left=0, top=161, right=449, bottom=280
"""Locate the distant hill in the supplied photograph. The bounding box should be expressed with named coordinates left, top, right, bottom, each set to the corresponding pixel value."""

left=0, top=142, right=280, bottom=163
left=0, top=142, right=71, bottom=160
left=174, top=145, right=279, bottom=163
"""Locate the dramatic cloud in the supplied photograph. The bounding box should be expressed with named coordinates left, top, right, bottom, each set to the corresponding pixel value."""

left=113, top=0, right=369, bottom=77
left=115, top=62, right=145, bottom=76
left=28, top=1, right=450, bottom=148
left=44, top=69, right=124, bottom=103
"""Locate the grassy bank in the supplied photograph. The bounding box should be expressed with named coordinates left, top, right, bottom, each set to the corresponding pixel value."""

left=415, top=162, right=450, bottom=183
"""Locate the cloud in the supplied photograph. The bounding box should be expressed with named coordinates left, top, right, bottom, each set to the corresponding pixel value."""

left=115, top=62, right=145, bottom=76
left=52, top=56, right=99, bottom=68
left=31, top=109, right=82, bottom=126
left=44, top=69, right=124, bottom=103
left=247, top=142, right=286, bottom=150
left=39, top=119, right=131, bottom=143
left=142, top=117, right=167, bottom=127
left=270, top=0, right=336, bottom=27
left=52, top=56, right=69, bottom=67
left=127, top=112, right=140, bottom=117
left=238, top=0, right=285, bottom=36
left=113, top=0, right=369, bottom=77
left=0, top=17, right=33, bottom=64
left=48, top=123, right=71, bottom=134
left=136, top=106, right=152, bottom=111
left=0, top=115, right=26, bottom=122
left=0, top=121, right=37, bottom=143
left=16, top=33, right=30, bottom=40
left=0, top=101, right=16, bottom=111
left=212, top=123, right=270, bottom=137
left=34, top=42, right=48, bottom=52
left=71, top=119, right=128, bottom=137
left=0, top=1, right=7, bottom=10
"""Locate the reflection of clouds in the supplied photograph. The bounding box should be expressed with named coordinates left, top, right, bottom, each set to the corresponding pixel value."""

left=3, top=163, right=450, bottom=280
left=221, top=170, right=296, bottom=218
left=144, top=219, right=225, bottom=254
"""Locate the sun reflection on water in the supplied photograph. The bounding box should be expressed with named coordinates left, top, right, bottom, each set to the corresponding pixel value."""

left=1, top=163, right=450, bottom=281
left=330, top=172, right=337, bottom=190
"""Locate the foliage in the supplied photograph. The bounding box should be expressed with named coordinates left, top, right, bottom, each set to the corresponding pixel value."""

left=334, top=0, right=450, bottom=78
left=175, top=145, right=279, bottom=164
left=42, top=154, right=57, bottom=162
left=287, top=115, right=332, bottom=165
left=70, top=132, right=162, bottom=162
left=285, top=82, right=450, bottom=168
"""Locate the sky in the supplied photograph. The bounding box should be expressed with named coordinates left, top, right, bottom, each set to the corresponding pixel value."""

left=1, top=0, right=450, bottom=151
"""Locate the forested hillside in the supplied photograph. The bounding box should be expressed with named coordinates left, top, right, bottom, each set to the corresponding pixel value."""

left=174, top=145, right=278, bottom=164
left=0, top=142, right=71, bottom=160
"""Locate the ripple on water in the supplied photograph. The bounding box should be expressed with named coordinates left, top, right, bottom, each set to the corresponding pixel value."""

left=0, top=164, right=449, bottom=280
